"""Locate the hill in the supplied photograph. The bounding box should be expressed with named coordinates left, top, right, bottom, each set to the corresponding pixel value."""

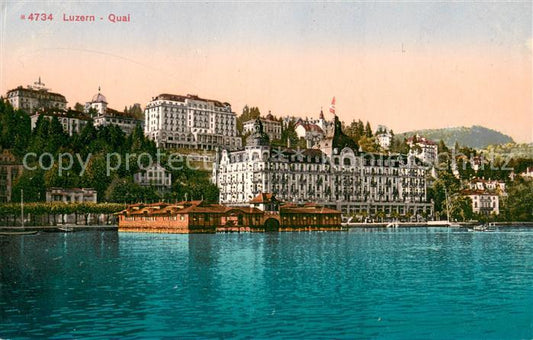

left=396, top=125, right=514, bottom=149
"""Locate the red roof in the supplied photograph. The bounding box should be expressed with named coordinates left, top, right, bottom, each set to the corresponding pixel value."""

left=226, top=207, right=264, bottom=215
left=250, top=193, right=277, bottom=204
left=296, top=122, right=324, bottom=134
left=461, top=189, right=498, bottom=196
left=121, top=200, right=266, bottom=216
left=407, top=136, right=436, bottom=146
left=280, top=205, right=341, bottom=215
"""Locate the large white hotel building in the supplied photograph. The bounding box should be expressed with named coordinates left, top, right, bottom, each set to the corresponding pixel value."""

left=144, top=94, right=241, bottom=150
left=213, top=117, right=433, bottom=219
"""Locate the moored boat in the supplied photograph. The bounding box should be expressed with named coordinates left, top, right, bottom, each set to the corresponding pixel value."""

left=0, top=230, right=38, bottom=236
left=386, top=221, right=399, bottom=228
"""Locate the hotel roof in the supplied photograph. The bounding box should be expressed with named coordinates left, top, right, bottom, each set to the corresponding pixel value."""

left=407, top=135, right=437, bottom=146
left=280, top=205, right=341, bottom=215
left=153, top=94, right=230, bottom=108
left=8, top=86, right=67, bottom=102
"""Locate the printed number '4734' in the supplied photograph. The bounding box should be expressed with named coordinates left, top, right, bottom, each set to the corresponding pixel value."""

left=28, top=13, right=53, bottom=21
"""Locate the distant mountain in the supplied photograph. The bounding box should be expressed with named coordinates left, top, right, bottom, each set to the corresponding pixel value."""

left=396, top=125, right=514, bottom=149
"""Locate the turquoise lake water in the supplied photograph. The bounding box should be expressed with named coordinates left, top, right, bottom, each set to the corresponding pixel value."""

left=1, top=228, right=532, bottom=339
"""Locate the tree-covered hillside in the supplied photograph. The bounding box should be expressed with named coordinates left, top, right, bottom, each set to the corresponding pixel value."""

left=0, top=100, right=219, bottom=203
left=397, top=125, right=514, bottom=149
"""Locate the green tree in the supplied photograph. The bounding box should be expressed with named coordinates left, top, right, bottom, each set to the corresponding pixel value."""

left=74, top=102, right=85, bottom=112
left=29, top=115, right=51, bottom=155
left=358, top=136, right=378, bottom=153
left=11, top=169, right=46, bottom=202
left=80, top=155, right=112, bottom=200
left=429, top=168, right=461, bottom=219
left=105, top=177, right=159, bottom=203
left=0, top=100, right=31, bottom=155
left=48, top=116, right=67, bottom=153
left=364, top=121, right=373, bottom=138
left=449, top=195, right=473, bottom=222
left=281, top=120, right=299, bottom=148
left=503, top=178, right=533, bottom=221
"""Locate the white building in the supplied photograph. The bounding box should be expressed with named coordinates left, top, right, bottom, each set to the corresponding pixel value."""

left=85, top=90, right=108, bottom=115
left=520, top=167, right=533, bottom=180
left=133, top=164, right=172, bottom=192
left=294, top=121, right=325, bottom=148
left=243, top=112, right=282, bottom=141
left=283, top=110, right=331, bottom=132
left=407, top=134, right=438, bottom=165
left=30, top=109, right=90, bottom=136
left=144, top=93, right=241, bottom=150
left=376, top=126, right=393, bottom=150
left=213, top=118, right=433, bottom=220
left=86, top=89, right=143, bottom=134
left=468, top=179, right=506, bottom=195
left=6, top=78, right=67, bottom=114
left=462, top=178, right=506, bottom=215
left=46, top=187, right=98, bottom=203
left=462, top=190, right=500, bottom=215
left=291, top=110, right=333, bottom=148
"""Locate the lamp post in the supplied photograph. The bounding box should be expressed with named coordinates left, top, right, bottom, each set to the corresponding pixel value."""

left=20, top=189, right=24, bottom=228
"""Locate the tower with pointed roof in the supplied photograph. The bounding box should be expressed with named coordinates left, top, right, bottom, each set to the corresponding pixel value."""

left=85, top=86, right=108, bottom=116
left=246, top=118, right=270, bottom=148
left=316, top=115, right=359, bottom=156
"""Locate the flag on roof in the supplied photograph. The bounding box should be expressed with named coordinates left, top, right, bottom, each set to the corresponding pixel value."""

left=329, top=96, right=336, bottom=115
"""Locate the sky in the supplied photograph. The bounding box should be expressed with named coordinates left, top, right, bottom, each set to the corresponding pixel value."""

left=1, top=1, right=532, bottom=142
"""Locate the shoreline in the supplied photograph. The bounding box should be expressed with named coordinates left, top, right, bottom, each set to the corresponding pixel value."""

left=1, top=222, right=533, bottom=233
left=342, top=221, right=533, bottom=228
left=0, top=225, right=117, bottom=232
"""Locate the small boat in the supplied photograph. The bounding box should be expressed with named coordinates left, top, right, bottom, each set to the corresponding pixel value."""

left=57, top=225, right=75, bottom=232
left=386, top=222, right=399, bottom=228
left=0, top=230, right=39, bottom=236
left=469, top=224, right=496, bottom=232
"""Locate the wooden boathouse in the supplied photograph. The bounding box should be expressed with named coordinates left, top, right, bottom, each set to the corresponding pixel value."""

left=117, top=193, right=342, bottom=233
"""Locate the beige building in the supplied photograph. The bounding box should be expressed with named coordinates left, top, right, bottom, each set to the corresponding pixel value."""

left=46, top=187, right=98, bottom=203
left=0, top=150, right=23, bottom=203
left=462, top=178, right=506, bottom=216
left=86, top=89, right=143, bottom=134
left=144, top=93, right=241, bottom=150
left=31, top=109, right=90, bottom=136
left=243, top=112, right=282, bottom=141
left=462, top=190, right=500, bottom=215
left=6, top=78, right=67, bottom=114
left=213, top=117, right=433, bottom=220
left=407, top=134, right=438, bottom=165
left=133, top=164, right=172, bottom=193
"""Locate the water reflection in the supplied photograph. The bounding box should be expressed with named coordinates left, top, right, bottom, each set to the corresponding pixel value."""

left=1, top=228, right=532, bottom=338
